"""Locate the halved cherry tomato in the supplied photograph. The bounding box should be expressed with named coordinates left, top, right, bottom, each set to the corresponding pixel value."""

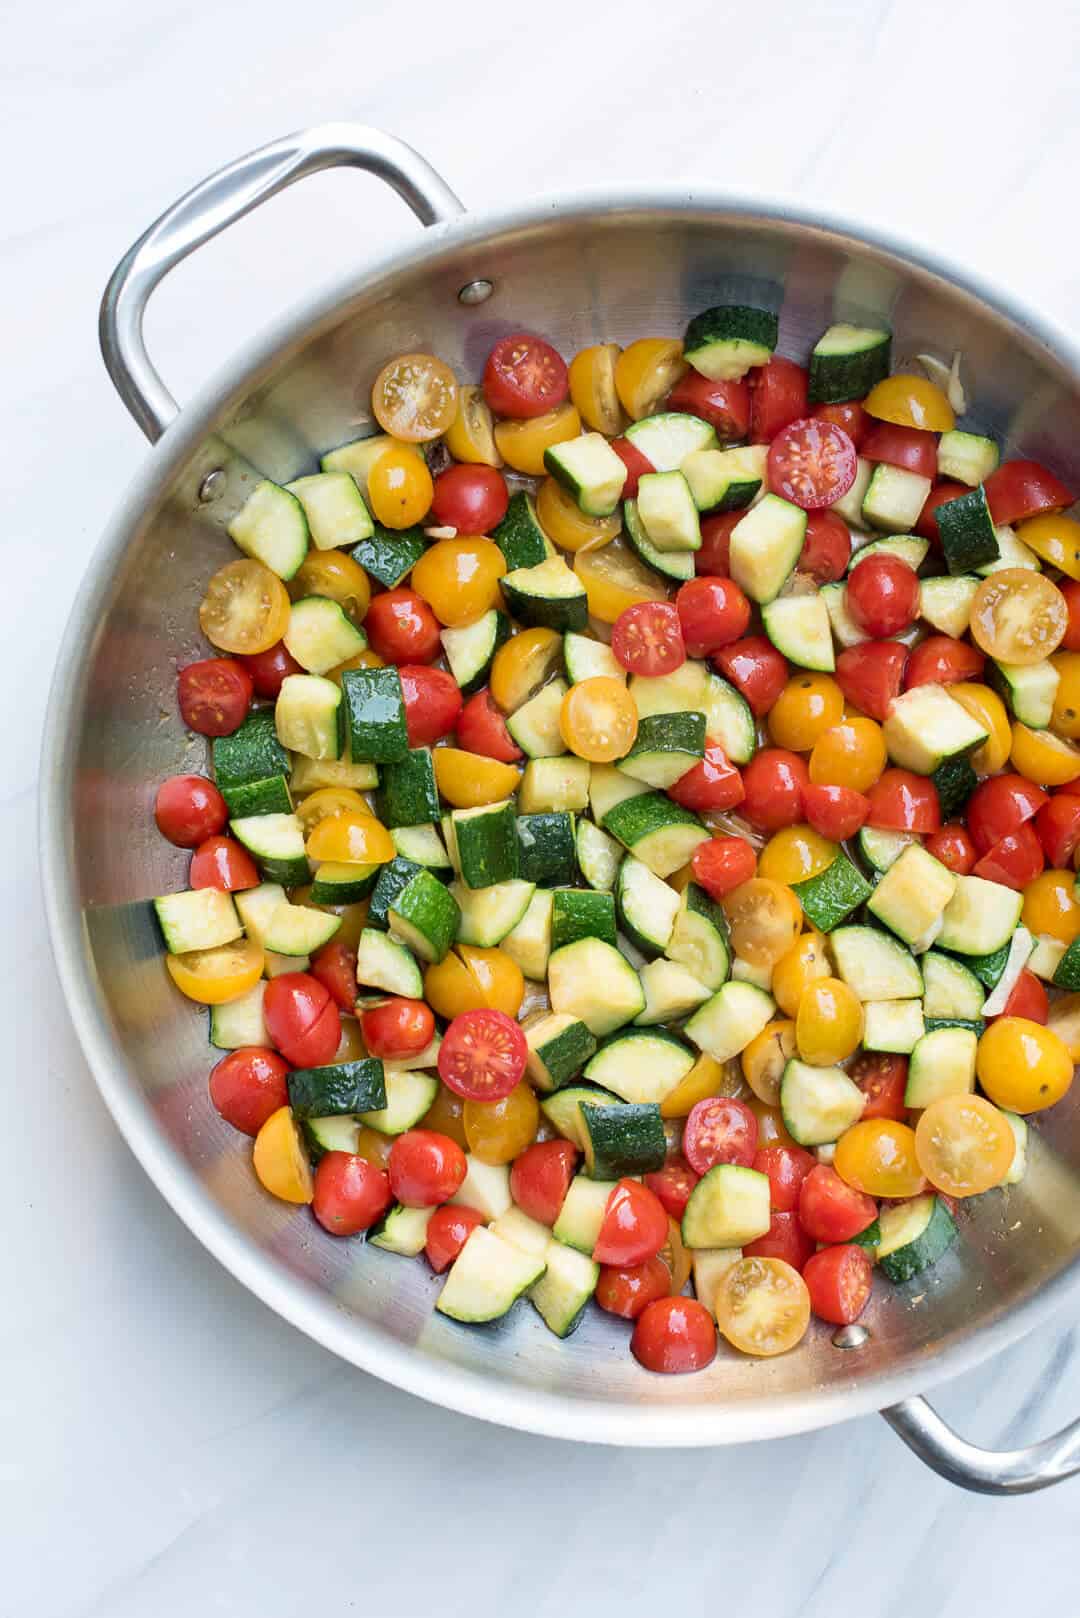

left=593, top=1178, right=669, bottom=1266
left=609, top=436, right=655, bottom=500
left=865, top=768, right=941, bottom=833
left=425, top=1205, right=485, bottom=1274
left=306, top=813, right=394, bottom=866
left=155, top=775, right=228, bottom=848
left=925, top=823, right=977, bottom=875
left=425, top=945, right=524, bottom=1021
left=419, top=1083, right=469, bottom=1151
left=767, top=672, right=844, bottom=752
left=437, top=1008, right=527, bottom=1101
left=861, top=421, right=937, bottom=478
left=904, top=636, right=985, bottom=689
left=568, top=343, right=624, bottom=435
left=252, top=1108, right=313, bottom=1204
left=1059, top=580, right=1080, bottom=651
left=364, top=587, right=441, bottom=665
left=723, top=878, right=802, bottom=968
left=711, top=635, right=789, bottom=716
left=758, top=825, right=838, bottom=884
left=744, top=1210, right=815, bottom=1272
left=263, top=973, right=341, bottom=1068
left=495, top=404, right=581, bottom=476
left=951, top=682, right=1012, bottom=775
left=803, top=1244, right=872, bottom=1326
left=797, top=1165, right=877, bottom=1243
left=398, top=664, right=464, bottom=747
left=750, top=357, right=809, bottom=444
left=984, top=459, right=1074, bottom=526
left=536, top=477, right=620, bottom=552
left=189, top=835, right=259, bottom=891
left=915, top=1094, right=1016, bottom=1194
left=510, top=1139, right=578, bottom=1226
left=456, top=688, right=523, bottom=763
left=799, top=512, right=851, bottom=583
left=560, top=678, right=639, bottom=762
left=313, top=1152, right=393, bottom=1236
left=290, top=551, right=371, bottom=624
left=611, top=601, right=686, bottom=675
left=632, top=1295, right=717, bottom=1372
left=684, top=1097, right=758, bottom=1175
left=714, top=1256, right=810, bottom=1357
left=643, top=1155, right=700, bottom=1220
left=310, top=940, right=359, bottom=1011
left=740, top=749, right=809, bottom=832
left=811, top=399, right=870, bottom=450
left=752, top=1144, right=816, bottom=1212
left=434, top=747, right=521, bottom=807
left=970, top=570, right=1068, bottom=666
left=199, top=560, right=291, bottom=657
left=864, top=373, right=954, bottom=432
left=695, top=511, right=740, bottom=576
left=972, top=824, right=1044, bottom=890
left=916, top=480, right=969, bottom=541
left=835, top=640, right=908, bottom=721
left=209, top=1047, right=290, bottom=1135
left=178, top=657, right=254, bottom=736
left=491, top=627, right=563, bottom=711
left=483, top=333, right=569, bottom=418
left=803, top=783, right=869, bottom=841
left=674, top=577, right=750, bottom=656
left=372, top=353, right=458, bottom=441
left=389, top=1129, right=467, bottom=1207
left=361, top=997, right=435, bottom=1059
left=430, top=464, right=508, bottom=533
left=667, top=372, right=751, bottom=440
left=767, top=418, right=857, bottom=510
left=691, top=835, right=757, bottom=899
left=847, top=554, right=920, bottom=638
left=967, top=774, right=1049, bottom=854
left=597, top=1257, right=672, bottom=1321
left=1035, top=794, right=1080, bottom=867
left=990, top=968, right=1049, bottom=1024
left=239, top=640, right=303, bottom=699
left=668, top=744, right=745, bottom=813
left=1011, top=723, right=1080, bottom=787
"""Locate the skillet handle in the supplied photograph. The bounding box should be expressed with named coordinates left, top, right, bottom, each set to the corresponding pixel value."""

left=99, top=123, right=465, bottom=442
left=883, top=1395, right=1080, bottom=1494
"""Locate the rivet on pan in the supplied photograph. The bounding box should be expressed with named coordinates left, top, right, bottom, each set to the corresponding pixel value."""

left=832, top=1324, right=870, bottom=1349
left=458, top=279, right=494, bottom=306
left=199, top=470, right=225, bottom=502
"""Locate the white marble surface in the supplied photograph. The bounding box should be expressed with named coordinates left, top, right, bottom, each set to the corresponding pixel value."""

left=7, top=0, right=1080, bottom=1610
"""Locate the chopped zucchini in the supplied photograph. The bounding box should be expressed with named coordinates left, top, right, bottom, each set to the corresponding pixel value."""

left=544, top=432, right=628, bottom=517
left=861, top=464, right=932, bottom=534
left=830, top=925, right=923, bottom=1001
left=682, top=1164, right=771, bottom=1247
left=683, top=305, right=778, bottom=381
left=584, top=1027, right=695, bottom=1106
left=684, top=980, right=774, bottom=1062
left=883, top=683, right=989, bottom=773
left=780, top=1059, right=865, bottom=1146
left=548, top=936, right=644, bottom=1036
left=729, top=494, right=807, bottom=604
left=904, top=1025, right=977, bottom=1107
left=866, top=844, right=957, bottom=952
left=808, top=325, right=891, bottom=404
left=760, top=595, right=835, bottom=673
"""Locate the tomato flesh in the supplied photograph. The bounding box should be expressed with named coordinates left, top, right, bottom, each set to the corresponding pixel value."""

left=1036, top=794, right=1080, bottom=867
left=683, top=1097, right=758, bottom=1174
left=178, top=657, right=253, bottom=736
left=695, top=511, right=740, bottom=576
left=904, top=635, right=984, bottom=689
left=263, top=974, right=341, bottom=1068
left=799, top=512, right=851, bottom=583
left=668, top=744, right=745, bottom=813
left=667, top=372, right=750, bottom=440
left=967, top=774, right=1049, bottom=854
left=984, top=459, right=1073, bottom=526
left=803, top=1244, right=873, bottom=1325
left=610, top=436, right=655, bottom=500
left=750, top=357, right=808, bottom=444
left=865, top=768, right=942, bottom=833
left=835, top=640, right=908, bottom=721
left=483, top=333, right=569, bottom=418
left=752, top=1145, right=816, bottom=1212
left=767, top=418, right=857, bottom=510
left=310, top=941, right=359, bottom=1012
left=438, top=1009, right=527, bottom=1101
left=239, top=641, right=303, bottom=699
left=916, top=481, right=969, bottom=541
left=990, top=968, right=1049, bottom=1024
left=861, top=421, right=937, bottom=478
left=812, top=399, right=869, bottom=449
left=972, top=824, right=1045, bottom=890
left=643, top=1156, right=700, bottom=1219
left=852, top=1053, right=908, bottom=1121
left=797, top=1165, right=877, bottom=1244
left=611, top=601, right=686, bottom=675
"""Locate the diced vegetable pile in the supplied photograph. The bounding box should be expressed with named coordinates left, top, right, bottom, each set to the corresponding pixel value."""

left=151, top=304, right=1080, bottom=1373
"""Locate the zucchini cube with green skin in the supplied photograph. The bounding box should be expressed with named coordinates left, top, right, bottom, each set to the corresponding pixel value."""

left=220, top=775, right=293, bottom=818
left=634, top=959, right=711, bottom=1024
left=564, top=632, right=624, bottom=686
left=936, top=431, right=999, bottom=488
left=213, top=708, right=291, bottom=790
left=367, top=857, right=425, bottom=930
left=492, top=491, right=553, bottom=571
left=540, top=1084, right=620, bottom=1151
left=153, top=888, right=242, bottom=954
left=501, top=556, right=589, bottom=632
left=285, top=470, right=374, bottom=550
left=829, top=457, right=874, bottom=526
left=938, top=875, right=1023, bottom=956
left=904, top=1025, right=977, bottom=1107
left=846, top=535, right=928, bottom=574
left=553, top=1174, right=618, bottom=1254
left=548, top=937, right=645, bottom=1036
left=290, top=744, right=378, bottom=796
left=515, top=812, right=577, bottom=886
left=683, top=305, right=778, bottom=382
left=930, top=755, right=978, bottom=820
left=441, top=610, right=512, bottom=696
left=310, top=861, right=379, bottom=904
left=370, top=1204, right=434, bottom=1256
left=617, top=711, right=706, bottom=789
left=349, top=524, right=427, bottom=589
left=861, top=464, right=932, bottom=535
left=976, top=524, right=1042, bottom=576
left=635, top=471, right=701, bottom=553
left=883, top=683, right=989, bottom=774
left=284, top=596, right=367, bottom=675
left=227, top=479, right=310, bottom=579
left=827, top=927, right=925, bottom=1001
left=275, top=674, right=344, bottom=760
left=390, top=822, right=452, bottom=870
left=1053, top=936, right=1080, bottom=992
left=436, top=1227, right=547, bottom=1324
left=876, top=1194, right=957, bottom=1284
left=680, top=445, right=767, bottom=514
left=988, top=659, right=1060, bottom=729
left=857, top=826, right=920, bottom=874
left=584, top=1027, right=695, bottom=1105
left=354, top=927, right=424, bottom=997
left=551, top=888, right=617, bottom=952
left=287, top=1058, right=386, bottom=1119
left=601, top=792, right=708, bottom=878
left=664, top=882, right=729, bottom=991
left=760, top=595, right=835, bottom=673
left=684, top=980, right=774, bottom=1062
left=580, top=1102, right=666, bottom=1178
left=918, top=575, right=979, bottom=639
left=388, top=868, right=460, bottom=964
left=808, top=324, right=891, bottom=404
left=682, top=1164, right=771, bottom=1247
left=361, top=1069, right=439, bottom=1136
left=261, top=900, right=341, bottom=956
left=376, top=747, right=440, bottom=828
left=452, top=801, right=519, bottom=890
left=498, top=887, right=552, bottom=977
left=519, top=756, right=591, bottom=814
left=624, top=500, right=695, bottom=584
left=590, top=763, right=651, bottom=823
left=862, top=999, right=925, bottom=1055
left=576, top=818, right=624, bottom=892
left=530, top=1242, right=599, bottom=1338
left=616, top=857, right=680, bottom=957
left=524, top=1013, right=598, bottom=1092
left=506, top=679, right=568, bottom=758
left=543, top=432, right=628, bottom=517
left=792, top=853, right=872, bottom=933
left=936, top=485, right=1000, bottom=574
left=780, top=1059, right=865, bottom=1146
left=729, top=494, right=807, bottom=603
left=866, top=844, right=957, bottom=952
left=341, top=665, right=408, bottom=762
left=230, top=813, right=310, bottom=887
left=921, top=952, right=986, bottom=1019
left=691, top=1248, right=744, bottom=1317
left=624, top=412, right=717, bottom=470
left=210, top=981, right=271, bottom=1049
left=322, top=433, right=415, bottom=496
left=448, top=1156, right=513, bottom=1221
left=451, top=879, right=537, bottom=950
left=303, top=1115, right=361, bottom=1159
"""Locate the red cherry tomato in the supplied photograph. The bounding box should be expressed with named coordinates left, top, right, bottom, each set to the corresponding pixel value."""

left=610, top=436, right=655, bottom=500
left=667, top=372, right=751, bottom=441
left=596, top=1256, right=672, bottom=1321
left=674, top=577, right=751, bottom=657
left=846, top=555, right=920, bottom=638
left=509, top=1139, right=579, bottom=1226
left=967, top=774, right=1049, bottom=855
left=695, top=511, right=740, bottom=576
left=683, top=1097, right=758, bottom=1175
left=798, top=1165, right=877, bottom=1244
left=916, top=481, right=969, bottom=542
left=360, top=996, right=436, bottom=1059
left=154, top=774, right=228, bottom=848
left=425, top=1204, right=485, bottom=1273
left=611, top=601, right=686, bottom=676
left=753, top=1145, right=816, bottom=1212
left=364, top=587, right=441, bottom=665
left=812, top=399, right=870, bottom=450
left=309, top=941, right=358, bottom=1012
left=430, top=464, right=509, bottom=534
left=189, top=834, right=260, bottom=891
left=399, top=664, right=463, bottom=747
left=743, top=1209, right=814, bottom=1271
left=1059, top=580, right=1080, bottom=652
left=799, top=511, right=851, bottom=583
left=861, top=421, right=937, bottom=479
left=456, top=688, right=523, bottom=762
left=239, top=640, right=303, bottom=699
left=803, top=782, right=869, bottom=842
left=438, top=1008, right=528, bottom=1101
left=263, top=973, right=341, bottom=1068
left=803, top=1244, right=873, bottom=1326
left=750, top=357, right=809, bottom=444
left=767, top=418, right=857, bottom=510
left=851, top=1053, right=908, bottom=1121
left=1035, top=793, right=1080, bottom=868
left=984, top=458, right=1073, bottom=526
left=691, top=835, right=757, bottom=900
left=972, top=824, right=1045, bottom=890
left=994, top=968, right=1050, bottom=1024
left=668, top=743, right=745, bottom=813
left=209, top=1047, right=290, bottom=1136
left=593, top=1178, right=670, bottom=1266
left=643, top=1155, right=700, bottom=1219
left=388, top=1129, right=468, bottom=1207
left=313, top=1152, right=393, bottom=1236
left=483, top=333, right=569, bottom=418
left=904, top=636, right=985, bottom=689
left=741, top=748, right=809, bottom=832
left=925, top=823, right=977, bottom=875
left=711, top=635, right=789, bottom=716
left=865, top=768, right=942, bottom=833
left=177, top=657, right=254, bottom=736
left=631, top=1296, right=717, bottom=1374
left=835, top=640, right=908, bottom=721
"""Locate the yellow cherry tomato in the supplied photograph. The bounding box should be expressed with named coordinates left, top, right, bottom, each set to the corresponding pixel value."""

left=807, top=717, right=888, bottom=792
left=767, top=674, right=845, bottom=751
left=668, top=861, right=695, bottom=895
left=326, top=648, right=385, bottom=683
left=199, top=558, right=291, bottom=655
left=420, top=1082, right=470, bottom=1150
left=536, top=476, right=621, bottom=553
left=372, top=352, right=458, bottom=442
left=252, top=1107, right=314, bottom=1204
left=976, top=1016, right=1074, bottom=1113
left=560, top=677, right=639, bottom=762
left=443, top=383, right=501, bottom=466
left=1051, top=652, right=1080, bottom=739
left=969, top=570, right=1067, bottom=666
left=367, top=446, right=435, bottom=529
left=425, top=945, right=524, bottom=1019
left=834, top=1119, right=925, bottom=1198
left=949, top=682, right=1011, bottom=775
left=292, top=890, right=369, bottom=950
left=305, top=811, right=395, bottom=865
left=722, top=878, right=802, bottom=969
left=914, top=1093, right=1016, bottom=1196
left=490, top=626, right=563, bottom=712
left=568, top=343, right=626, bottom=435
left=166, top=937, right=264, bottom=1005
left=1022, top=869, right=1080, bottom=943
left=740, top=1019, right=797, bottom=1106
left=660, top=1052, right=741, bottom=1117
left=294, top=787, right=371, bottom=836
left=758, top=826, right=838, bottom=885
left=614, top=338, right=687, bottom=421
left=660, top=1216, right=693, bottom=1295
left=863, top=373, right=955, bottom=432
left=747, top=1097, right=798, bottom=1148
left=494, top=402, right=581, bottom=475
left=289, top=549, right=371, bottom=624
left=411, top=537, right=506, bottom=626
left=1010, top=722, right=1080, bottom=786
left=715, top=1256, right=811, bottom=1358
left=574, top=535, right=670, bottom=622
left=771, top=931, right=831, bottom=1018
left=434, top=748, right=521, bottom=807
left=1017, top=513, right=1080, bottom=581
left=355, top=1125, right=393, bottom=1170
left=795, top=976, right=863, bottom=1065
left=464, top=1081, right=540, bottom=1164
left=1049, top=992, right=1080, bottom=1060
